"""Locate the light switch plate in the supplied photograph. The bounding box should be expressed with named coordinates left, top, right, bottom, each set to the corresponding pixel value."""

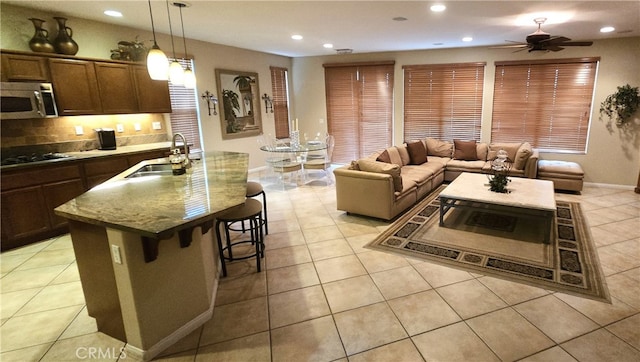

left=74, top=125, right=83, bottom=135
left=116, top=124, right=124, bottom=132
left=134, top=123, right=141, bottom=131
left=152, top=121, right=162, bottom=130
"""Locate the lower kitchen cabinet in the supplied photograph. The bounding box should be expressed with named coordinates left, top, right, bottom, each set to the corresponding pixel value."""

left=1, top=163, right=84, bottom=250
left=1, top=148, right=170, bottom=250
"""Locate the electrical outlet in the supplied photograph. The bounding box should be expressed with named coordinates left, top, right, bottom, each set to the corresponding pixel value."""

left=111, top=245, right=122, bottom=264
left=319, top=118, right=325, bottom=124
left=134, top=123, right=141, bottom=131
left=116, top=124, right=124, bottom=133
left=74, top=125, right=83, bottom=135
left=152, top=121, right=162, bottom=130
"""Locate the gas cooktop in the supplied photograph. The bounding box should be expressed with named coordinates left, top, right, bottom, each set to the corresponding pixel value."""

left=1, top=152, right=74, bottom=166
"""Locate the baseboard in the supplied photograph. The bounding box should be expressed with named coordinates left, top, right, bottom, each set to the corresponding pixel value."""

left=584, top=181, right=635, bottom=191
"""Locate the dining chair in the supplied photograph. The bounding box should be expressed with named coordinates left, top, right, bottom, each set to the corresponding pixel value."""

left=303, top=134, right=335, bottom=184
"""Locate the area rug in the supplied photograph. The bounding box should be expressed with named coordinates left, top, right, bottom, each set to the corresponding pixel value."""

left=365, top=186, right=611, bottom=303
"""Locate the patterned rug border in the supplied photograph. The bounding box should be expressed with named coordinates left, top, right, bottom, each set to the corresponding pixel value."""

left=366, top=186, right=611, bottom=303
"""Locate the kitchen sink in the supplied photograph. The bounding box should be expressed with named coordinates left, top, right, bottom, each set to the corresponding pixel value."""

left=125, top=163, right=174, bottom=178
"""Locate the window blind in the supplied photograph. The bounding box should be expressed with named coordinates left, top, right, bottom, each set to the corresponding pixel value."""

left=491, top=58, right=599, bottom=153
left=403, top=62, right=485, bottom=142
left=270, top=66, right=290, bottom=139
left=324, top=62, right=394, bottom=163
left=168, top=58, right=202, bottom=152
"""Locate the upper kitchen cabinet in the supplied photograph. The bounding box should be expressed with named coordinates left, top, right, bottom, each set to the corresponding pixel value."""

left=95, top=62, right=139, bottom=114
left=49, top=58, right=102, bottom=115
left=132, top=65, right=172, bottom=113
left=1, top=53, right=50, bottom=82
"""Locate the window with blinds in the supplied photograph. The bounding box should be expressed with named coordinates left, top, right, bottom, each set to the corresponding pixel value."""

left=270, top=66, right=290, bottom=139
left=324, top=61, right=394, bottom=163
left=403, top=62, right=485, bottom=142
left=168, top=58, right=202, bottom=152
left=491, top=58, right=599, bottom=153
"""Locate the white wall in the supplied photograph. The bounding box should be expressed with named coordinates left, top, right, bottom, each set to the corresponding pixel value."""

left=291, top=37, right=640, bottom=187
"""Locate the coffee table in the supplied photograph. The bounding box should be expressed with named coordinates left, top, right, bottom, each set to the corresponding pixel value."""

left=438, top=172, right=556, bottom=243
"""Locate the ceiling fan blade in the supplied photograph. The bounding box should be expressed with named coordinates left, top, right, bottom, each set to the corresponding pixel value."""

left=542, top=36, right=571, bottom=44
left=559, top=41, right=594, bottom=46
left=489, top=44, right=528, bottom=49
left=545, top=45, right=565, bottom=52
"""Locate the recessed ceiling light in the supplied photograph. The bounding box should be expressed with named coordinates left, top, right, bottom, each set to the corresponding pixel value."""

left=600, top=26, right=615, bottom=33
left=291, top=34, right=303, bottom=40
left=103, top=10, right=122, bottom=17
left=323, top=43, right=334, bottom=49
left=462, top=37, right=473, bottom=42
left=430, top=4, right=446, bottom=12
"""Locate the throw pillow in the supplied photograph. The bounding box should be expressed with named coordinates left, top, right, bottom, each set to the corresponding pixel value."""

left=357, top=159, right=403, bottom=192
left=425, top=138, right=454, bottom=157
left=513, top=142, right=532, bottom=170
left=396, top=145, right=411, bottom=165
left=348, top=160, right=360, bottom=170
left=376, top=149, right=391, bottom=163
left=453, top=139, right=478, bottom=161
left=406, top=140, right=427, bottom=165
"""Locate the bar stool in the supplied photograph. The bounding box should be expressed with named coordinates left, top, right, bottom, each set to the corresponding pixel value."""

left=246, top=181, right=268, bottom=235
left=215, top=199, right=264, bottom=277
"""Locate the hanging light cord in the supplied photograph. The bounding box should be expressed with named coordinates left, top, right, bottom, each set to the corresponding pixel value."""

left=148, top=0, right=159, bottom=47
left=178, top=3, right=188, bottom=62
left=166, top=0, right=177, bottom=59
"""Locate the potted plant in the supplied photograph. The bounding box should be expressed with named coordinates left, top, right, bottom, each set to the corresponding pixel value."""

left=599, top=84, right=640, bottom=128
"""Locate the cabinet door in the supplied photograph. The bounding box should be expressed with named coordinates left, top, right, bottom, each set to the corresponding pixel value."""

left=49, top=58, right=102, bottom=115
left=43, top=179, right=85, bottom=230
left=1, top=186, right=50, bottom=243
left=84, top=156, right=129, bottom=189
left=132, top=65, right=172, bottom=113
left=95, top=62, right=139, bottom=114
left=1, top=53, right=50, bottom=82
left=127, top=150, right=168, bottom=166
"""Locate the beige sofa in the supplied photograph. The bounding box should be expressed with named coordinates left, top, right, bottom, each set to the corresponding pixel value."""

left=334, top=138, right=539, bottom=220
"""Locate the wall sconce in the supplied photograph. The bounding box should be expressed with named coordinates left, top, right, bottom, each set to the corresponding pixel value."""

left=201, top=90, right=218, bottom=116
left=261, top=93, right=273, bottom=113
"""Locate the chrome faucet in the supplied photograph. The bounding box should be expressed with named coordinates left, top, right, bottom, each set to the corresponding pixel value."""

left=171, top=133, right=191, bottom=169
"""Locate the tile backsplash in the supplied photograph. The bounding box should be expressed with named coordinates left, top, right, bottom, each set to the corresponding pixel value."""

left=1, top=113, right=169, bottom=156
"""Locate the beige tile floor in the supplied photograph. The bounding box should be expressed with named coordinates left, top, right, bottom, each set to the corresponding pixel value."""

left=1, top=173, right=639, bottom=361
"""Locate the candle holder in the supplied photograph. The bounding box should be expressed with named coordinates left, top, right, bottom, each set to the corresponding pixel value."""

left=289, top=130, right=300, bottom=149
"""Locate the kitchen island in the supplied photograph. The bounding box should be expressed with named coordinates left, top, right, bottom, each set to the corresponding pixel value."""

left=54, top=151, right=249, bottom=361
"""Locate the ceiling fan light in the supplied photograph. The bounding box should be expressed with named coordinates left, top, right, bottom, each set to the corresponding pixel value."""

left=169, top=60, right=184, bottom=85
left=147, top=45, right=169, bottom=80
left=600, top=26, right=615, bottom=33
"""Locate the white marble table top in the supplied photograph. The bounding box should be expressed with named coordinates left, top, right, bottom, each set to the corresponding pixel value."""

left=439, top=172, right=556, bottom=211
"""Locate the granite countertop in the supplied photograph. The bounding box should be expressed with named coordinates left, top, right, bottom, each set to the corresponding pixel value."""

left=54, top=151, right=249, bottom=239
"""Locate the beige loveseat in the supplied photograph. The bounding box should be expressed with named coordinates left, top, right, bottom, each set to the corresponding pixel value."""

left=334, top=138, right=539, bottom=220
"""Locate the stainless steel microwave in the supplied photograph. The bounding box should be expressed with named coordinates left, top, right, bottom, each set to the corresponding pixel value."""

left=0, top=82, right=58, bottom=120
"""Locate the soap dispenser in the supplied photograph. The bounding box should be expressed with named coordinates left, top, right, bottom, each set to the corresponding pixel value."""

left=169, top=148, right=185, bottom=175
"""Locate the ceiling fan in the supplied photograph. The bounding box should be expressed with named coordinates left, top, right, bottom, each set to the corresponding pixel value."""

left=491, top=18, right=593, bottom=52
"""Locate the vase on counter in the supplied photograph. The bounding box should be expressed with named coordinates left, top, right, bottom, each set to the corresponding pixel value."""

left=28, top=18, right=55, bottom=53
left=53, top=16, right=78, bottom=55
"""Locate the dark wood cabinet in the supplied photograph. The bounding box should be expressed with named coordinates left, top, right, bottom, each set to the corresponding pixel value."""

left=1, top=53, right=50, bottom=82
left=49, top=58, right=102, bottom=115
left=0, top=148, right=170, bottom=250
left=95, top=62, right=139, bottom=114
left=84, top=156, right=130, bottom=189
left=1, top=163, right=84, bottom=250
left=132, top=65, right=172, bottom=113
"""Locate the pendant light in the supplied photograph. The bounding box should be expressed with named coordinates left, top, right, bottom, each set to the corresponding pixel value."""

left=175, top=2, right=196, bottom=89
left=146, top=0, right=168, bottom=80
left=166, top=0, right=184, bottom=85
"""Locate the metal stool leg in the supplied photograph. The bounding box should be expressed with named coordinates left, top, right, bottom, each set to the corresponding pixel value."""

left=214, top=220, right=227, bottom=277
